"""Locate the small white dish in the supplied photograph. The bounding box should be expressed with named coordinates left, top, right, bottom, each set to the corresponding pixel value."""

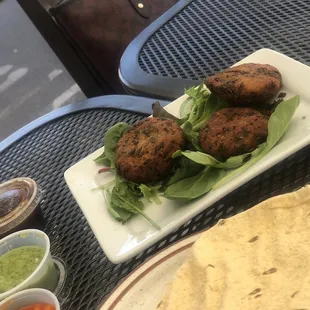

left=99, top=233, right=200, bottom=310
left=0, top=288, right=60, bottom=310
left=65, top=48, right=310, bottom=263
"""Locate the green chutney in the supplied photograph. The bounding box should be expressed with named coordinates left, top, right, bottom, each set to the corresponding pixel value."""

left=0, top=245, right=45, bottom=293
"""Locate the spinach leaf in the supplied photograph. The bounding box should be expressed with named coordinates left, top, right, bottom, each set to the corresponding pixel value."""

left=191, top=94, right=228, bottom=131
left=213, top=95, right=300, bottom=189
left=266, top=96, right=299, bottom=145
left=183, top=84, right=228, bottom=131
left=94, top=151, right=111, bottom=167
left=165, top=156, right=204, bottom=186
left=139, top=184, right=162, bottom=204
left=163, top=167, right=225, bottom=200
left=104, top=122, right=130, bottom=166
left=173, top=147, right=262, bottom=169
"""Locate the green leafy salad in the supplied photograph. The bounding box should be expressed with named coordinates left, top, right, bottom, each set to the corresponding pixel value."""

left=94, top=83, right=299, bottom=229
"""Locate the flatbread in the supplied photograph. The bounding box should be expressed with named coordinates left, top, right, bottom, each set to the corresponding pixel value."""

left=157, top=186, right=310, bottom=310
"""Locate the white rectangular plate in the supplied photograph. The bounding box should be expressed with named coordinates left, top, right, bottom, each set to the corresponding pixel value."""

left=64, top=49, right=310, bottom=263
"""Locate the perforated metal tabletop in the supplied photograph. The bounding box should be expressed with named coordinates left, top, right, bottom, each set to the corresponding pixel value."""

left=120, top=0, right=310, bottom=99
left=1, top=96, right=310, bottom=309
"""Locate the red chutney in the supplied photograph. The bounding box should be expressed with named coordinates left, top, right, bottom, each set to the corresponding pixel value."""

left=19, top=304, right=55, bottom=310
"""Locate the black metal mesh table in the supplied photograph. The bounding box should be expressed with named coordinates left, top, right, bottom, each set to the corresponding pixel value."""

left=1, top=97, right=310, bottom=308
left=120, top=0, right=310, bottom=99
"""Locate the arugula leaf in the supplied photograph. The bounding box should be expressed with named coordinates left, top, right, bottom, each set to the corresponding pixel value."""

left=108, top=204, right=132, bottom=223
left=139, top=184, right=162, bottom=204
left=100, top=185, right=131, bottom=223
left=213, top=95, right=300, bottom=189
left=105, top=189, right=132, bottom=223
left=111, top=186, right=143, bottom=213
left=110, top=176, right=160, bottom=230
left=163, top=167, right=225, bottom=200
left=104, top=122, right=130, bottom=165
left=108, top=203, right=132, bottom=224
left=96, top=170, right=160, bottom=228
left=173, top=147, right=262, bottom=169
